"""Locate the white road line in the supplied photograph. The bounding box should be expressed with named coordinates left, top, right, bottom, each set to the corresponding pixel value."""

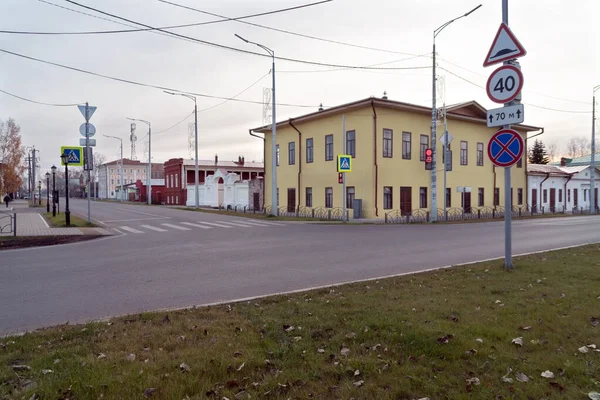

left=196, top=221, right=232, bottom=228
left=115, top=207, right=167, bottom=218
left=215, top=220, right=252, bottom=228
left=238, top=220, right=284, bottom=226
left=101, top=217, right=169, bottom=223
left=140, top=224, right=168, bottom=232
left=181, top=222, right=213, bottom=229
left=161, top=223, right=191, bottom=231
left=38, top=214, right=50, bottom=228
left=120, top=226, right=144, bottom=234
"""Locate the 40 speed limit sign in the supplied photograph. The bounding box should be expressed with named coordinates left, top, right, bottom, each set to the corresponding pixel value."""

left=486, top=65, right=523, bottom=104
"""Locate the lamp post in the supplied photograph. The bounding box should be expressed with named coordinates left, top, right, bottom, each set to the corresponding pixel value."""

left=38, top=181, right=41, bottom=206
left=164, top=91, right=199, bottom=208
left=431, top=4, right=482, bottom=222
left=60, top=153, right=71, bottom=226
left=103, top=135, right=124, bottom=202
left=235, top=33, right=278, bottom=216
left=45, top=172, right=50, bottom=212
left=127, top=118, right=151, bottom=204
left=51, top=165, right=57, bottom=216
left=590, top=84, right=600, bottom=215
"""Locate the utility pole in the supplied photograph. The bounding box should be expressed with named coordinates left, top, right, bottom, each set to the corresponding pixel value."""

left=591, top=85, right=599, bottom=214
left=31, top=147, right=36, bottom=205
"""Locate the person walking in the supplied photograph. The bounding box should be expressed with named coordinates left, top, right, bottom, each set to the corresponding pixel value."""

left=3, top=195, right=10, bottom=208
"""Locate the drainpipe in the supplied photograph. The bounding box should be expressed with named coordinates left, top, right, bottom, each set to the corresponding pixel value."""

left=371, top=99, right=379, bottom=217
left=289, top=119, right=302, bottom=208
left=540, top=172, right=550, bottom=211
left=249, top=129, right=265, bottom=209
left=564, top=173, right=573, bottom=211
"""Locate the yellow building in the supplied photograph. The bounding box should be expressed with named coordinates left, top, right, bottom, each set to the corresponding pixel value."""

left=250, top=96, right=542, bottom=220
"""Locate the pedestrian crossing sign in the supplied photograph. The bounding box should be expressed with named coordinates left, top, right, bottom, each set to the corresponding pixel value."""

left=60, top=146, right=84, bottom=166
left=337, top=154, right=352, bottom=172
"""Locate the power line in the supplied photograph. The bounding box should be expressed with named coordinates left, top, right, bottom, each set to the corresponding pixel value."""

left=0, top=88, right=81, bottom=106
left=62, top=0, right=429, bottom=70
left=153, top=110, right=194, bottom=135
left=4, top=0, right=332, bottom=36
left=0, top=47, right=317, bottom=108
left=158, top=0, right=423, bottom=58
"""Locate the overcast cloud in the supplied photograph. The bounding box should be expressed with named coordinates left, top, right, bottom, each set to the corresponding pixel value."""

left=1, top=0, right=598, bottom=172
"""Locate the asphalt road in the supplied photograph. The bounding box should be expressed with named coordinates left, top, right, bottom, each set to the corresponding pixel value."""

left=2, top=199, right=600, bottom=335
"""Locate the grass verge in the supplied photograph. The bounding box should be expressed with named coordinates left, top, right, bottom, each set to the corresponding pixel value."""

left=173, top=207, right=330, bottom=222
left=0, top=235, right=102, bottom=250
left=1, top=245, right=599, bottom=399
left=43, top=212, right=96, bottom=228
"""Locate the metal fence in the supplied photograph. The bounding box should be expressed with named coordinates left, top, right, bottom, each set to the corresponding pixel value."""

left=0, top=210, right=16, bottom=236
left=215, top=205, right=349, bottom=221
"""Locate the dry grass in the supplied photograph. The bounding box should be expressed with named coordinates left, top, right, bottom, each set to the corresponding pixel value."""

left=43, top=212, right=96, bottom=228
left=1, top=245, right=600, bottom=399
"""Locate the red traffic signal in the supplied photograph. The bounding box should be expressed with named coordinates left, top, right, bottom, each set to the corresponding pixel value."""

left=425, top=148, right=433, bottom=163
left=338, top=173, right=344, bottom=184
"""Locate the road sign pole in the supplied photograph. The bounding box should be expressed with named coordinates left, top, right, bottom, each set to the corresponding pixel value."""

left=86, top=102, right=91, bottom=223
left=502, top=0, right=513, bottom=270
left=342, top=114, right=346, bottom=222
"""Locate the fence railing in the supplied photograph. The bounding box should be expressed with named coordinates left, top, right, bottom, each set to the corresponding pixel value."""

left=215, top=204, right=350, bottom=220
left=385, top=204, right=568, bottom=224
left=0, top=210, right=16, bottom=236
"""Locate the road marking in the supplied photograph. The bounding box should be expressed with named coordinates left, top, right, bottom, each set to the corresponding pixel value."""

left=181, top=222, right=212, bottom=229
left=120, top=226, right=144, bottom=234
left=215, top=220, right=252, bottom=228
left=101, top=217, right=169, bottom=223
left=196, top=221, right=232, bottom=228
left=38, top=214, right=50, bottom=228
left=140, top=224, right=168, bottom=232
left=234, top=219, right=284, bottom=226
left=115, top=207, right=167, bottom=218
left=161, top=223, right=191, bottom=231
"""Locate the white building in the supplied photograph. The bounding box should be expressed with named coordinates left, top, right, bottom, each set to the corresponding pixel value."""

left=527, top=164, right=600, bottom=212
left=97, top=158, right=164, bottom=200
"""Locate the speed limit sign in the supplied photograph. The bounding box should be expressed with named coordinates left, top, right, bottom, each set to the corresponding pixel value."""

left=486, top=65, right=523, bottom=104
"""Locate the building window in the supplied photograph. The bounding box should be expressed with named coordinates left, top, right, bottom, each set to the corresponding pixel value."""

left=288, top=142, right=295, bottom=165
left=420, top=135, right=429, bottom=161
left=517, top=188, right=523, bottom=205
left=584, top=189, right=587, bottom=202
left=110, top=168, right=114, bottom=174
left=383, top=186, right=393, bottom=209
left=446, top=188, right=451, bottom=208
left=559, top=189, right=563, bottom=202
left=175, top=174, right=178, bottom=188
left=419, top=187, right=427, bottom=209
left=325, top=135, right=334, bottom=161
left=573, top=189, right=578, bottom=206
left=130, top=169, right=133, bottom=173
left=478, top=187, right=484, bottom=207
left=517, top=157, right=523, bottom=168
left=305, top=187, right=312, bottom=207
left=346, top=186, right=355, bottom=208
left=306, top=138, right=314, bottom=163
left=176, top=196, right=179, bottom=204
left=494, top=188, right=500, bottom=206
left=346, top=130, right=356, bottom=158
left=402, top=132, right=411, bottom=159
left=477, top=142, right=484, bottom=166
left=325, top=187, right=333, bottom=208
left=276, top=144, right=280, bottom=166
left=383, top=129, right=393, bottom=158
left=111, top=179, right=114, bottom=185
left=567, top=189, right=571, bottom=203
left=460, top=141, right=468, bottom=165
left=137, top=169, right=140, bottom=173
left=543, top=189, right=547, bottom=203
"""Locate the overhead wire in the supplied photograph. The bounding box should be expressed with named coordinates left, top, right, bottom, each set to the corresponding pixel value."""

left=5, top=0, right=332, bottom=35
left=0, top=88, right=81, bottom=106
left=153, top=110, right=195, bottom=135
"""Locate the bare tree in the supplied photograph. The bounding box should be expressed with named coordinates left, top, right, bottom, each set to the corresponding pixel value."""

left=546, top=142, right=558, bottom=162
left=91, top=152, right=106, bottom=197
left=566, top=136, right=591, bottom=158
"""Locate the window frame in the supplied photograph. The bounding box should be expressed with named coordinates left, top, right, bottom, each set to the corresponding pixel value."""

left=419, top=186, right=428, bottom=209
left=420, top=134, right=429, bottom=161
left=445, top=187, right=451, bottom=208
left=383, top=129, right=393, bottom=158
left=325, top=187, right=333, bottom=208
left=477, top=142, right=484, bottom=166
left=402, top=131, right=411, bottom=160
left=305, top=187, right=312, bottom=207
left=478, top=187, right=484, bottom=207
left=306, top=138, right=314, bottom=163
left=288, top=142, right=295, bottom=165
left=383, top=186, right=393, bottom=210
left=517, top=188, right=523, bottom=205
left=325, top=134, right=334, bottom=161
left=346, top=186, right=355, bottom=208
left=346, top=130, right=356, bottom=158
left=460, top=141, right=468, bottom=166
left=494, top=188, right=500, bottom=206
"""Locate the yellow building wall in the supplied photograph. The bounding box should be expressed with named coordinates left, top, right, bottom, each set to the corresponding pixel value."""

left=263, top=105, right=528, bottom=219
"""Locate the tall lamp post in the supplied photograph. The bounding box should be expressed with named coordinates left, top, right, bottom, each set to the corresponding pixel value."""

left=431, top=4, right=482, bottom=222
left=235, top=33, right=278, bottom=216
left=51, top=165, right=57, bottom=216
left=590, top=84, right=600, bottom=215
left=164, top=91, right=199, bottom=208
left=38, top=181, right=41, bottom=206
left=127, top=118, right=152, bottom=205
left=60, top=153, right=71, bottom=226
left=45, top=172, right=50, bottom=212
left=103, top=134, right=124, bottom=202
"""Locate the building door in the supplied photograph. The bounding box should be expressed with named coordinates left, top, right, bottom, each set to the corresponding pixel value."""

left=400, top=187, right=412, bottom=216
left=549, top=188, right=556, bottom=212
left=462, top=192, right=472, bottom=213
left=287, top=188, right=296, bottom=212
left=253, top=193, right=260, bottom=210
left=573, top=189, right=578, bottom=209
left=532, top=188, right=537, bottom=213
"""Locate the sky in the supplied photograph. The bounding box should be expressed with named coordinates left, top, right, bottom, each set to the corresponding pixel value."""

left=1, top=0, right=598, bottom=173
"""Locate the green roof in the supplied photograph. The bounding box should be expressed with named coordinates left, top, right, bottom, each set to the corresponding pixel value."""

left=550, top=153, right=600, bottom=166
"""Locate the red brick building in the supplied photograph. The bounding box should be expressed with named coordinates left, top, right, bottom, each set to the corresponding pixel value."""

left=163, top=155, right=264, bottom=205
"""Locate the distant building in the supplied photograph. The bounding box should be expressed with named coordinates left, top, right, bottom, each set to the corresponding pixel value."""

left=97, top=158, right=164, bottom=200
left=163, top=155, right=264, bottom=205
left=551, top=153, right=600, bottom=168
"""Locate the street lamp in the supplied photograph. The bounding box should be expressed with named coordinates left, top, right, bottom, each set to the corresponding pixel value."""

left=235, top=33, right=278, bottom=216
left=45, top=172, right=50, bottom=212
left=164, top=91, right=199, bottom=208
left=103, top=135, right=124, bottom=202
left=127, top=118, right=152, bottom=204
left=60, top=153, right=71, bottom=226
left=590, top=84, right=600, bottom=215
left=51, top=165, right=57, bottom=216
left=38, top=180, right=41, bottom=206
left=431, top=4, right=482, bottom=222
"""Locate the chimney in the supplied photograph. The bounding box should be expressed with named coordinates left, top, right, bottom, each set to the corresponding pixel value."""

left=382, top=91, right=388, bottom=100
left=241, top=156, right=245, bottom=165
left=560, top=157, right=566, bottom=167
left=215, top=154, right=218, bottom=165
left=318, top=103, right=324, bottom=111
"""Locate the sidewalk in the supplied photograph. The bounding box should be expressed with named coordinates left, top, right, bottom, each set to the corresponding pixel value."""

left=1, top=200, right=112, bottom=237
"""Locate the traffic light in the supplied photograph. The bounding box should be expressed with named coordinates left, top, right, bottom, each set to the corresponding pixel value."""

left=338, top=173, right=344, bottom=184
left=425, top=148, right=433, bottom=170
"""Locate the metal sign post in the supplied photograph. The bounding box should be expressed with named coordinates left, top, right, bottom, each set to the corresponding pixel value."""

left=78, top=103, right=97, bottom=224
left=342, top=115, right=346, bottom=222
left=484, top=0, right=527, bottom=270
